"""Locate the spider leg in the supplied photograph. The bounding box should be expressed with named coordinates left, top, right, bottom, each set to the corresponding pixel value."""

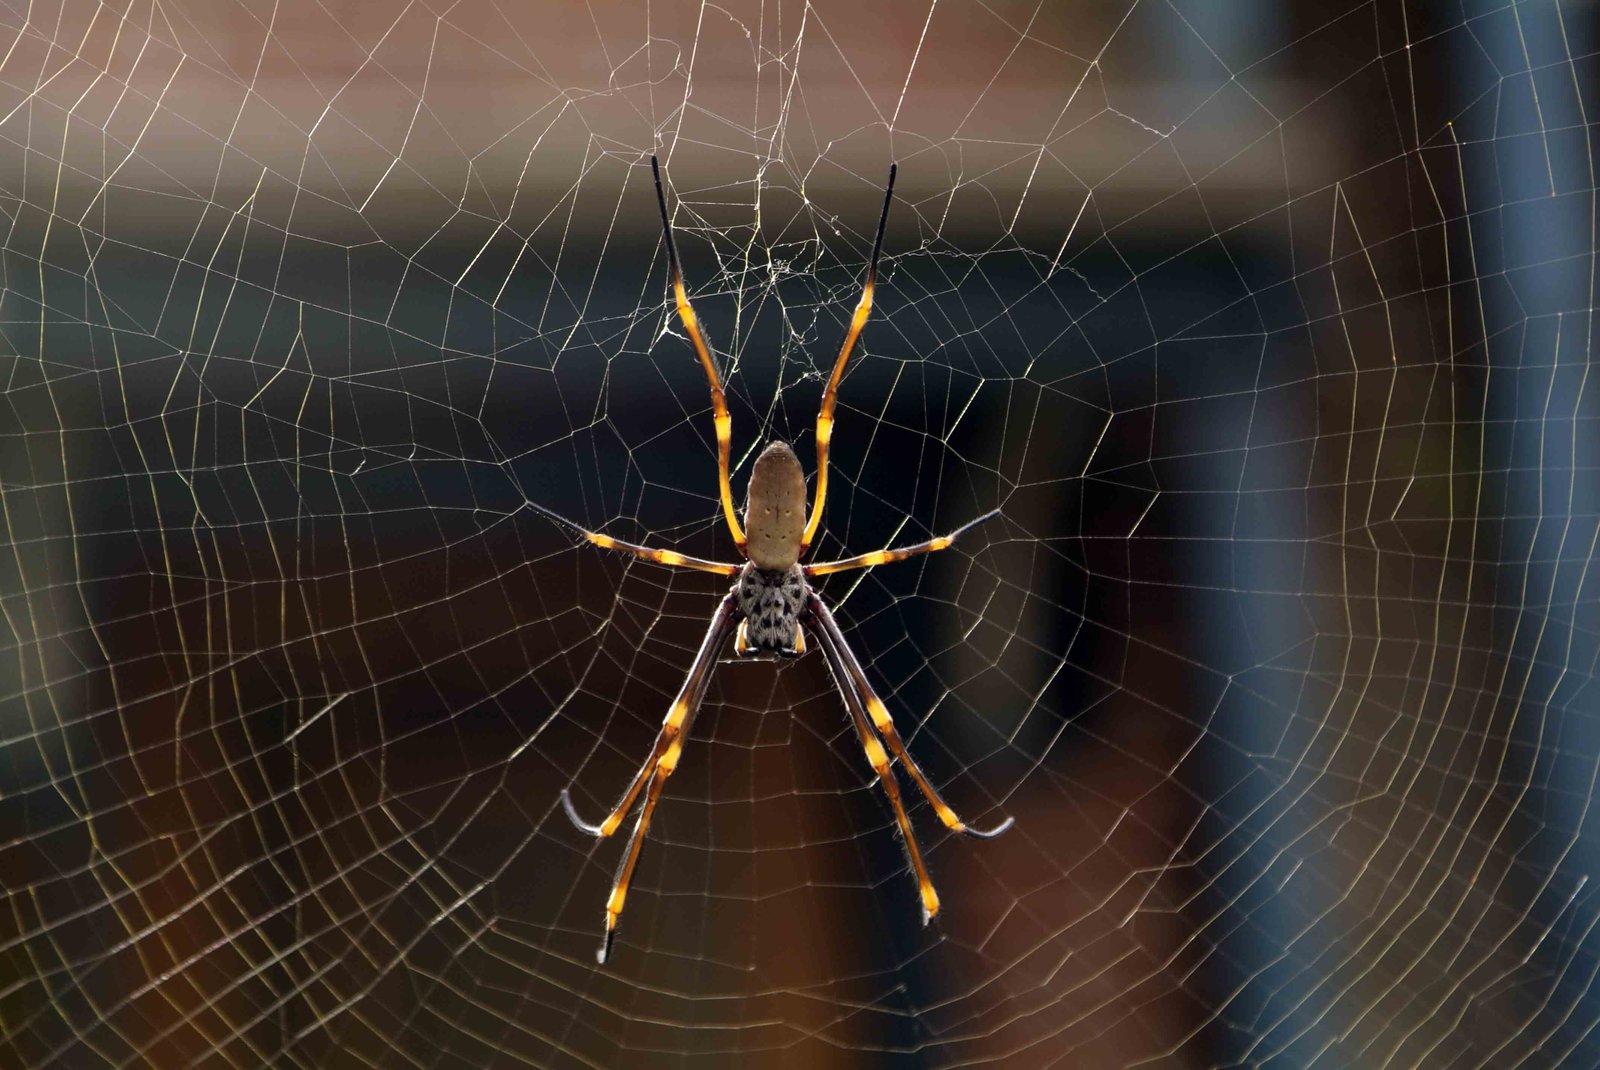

left=561, top=594, right=738, bottom=961
left=804, top=509, right=1002, bottom=577
left=562, top=593, right=736, bottom=836
left=810, top=613, right=941, bottom=924
left=597, top=761, right=670, bottom=964
left=525, top=499, right=739, bottom=576
left=807, top=594, right=1014, bottom=840
left=800, top=163, right=897, bottom=556
left=652, top=156, right=747, bottom=555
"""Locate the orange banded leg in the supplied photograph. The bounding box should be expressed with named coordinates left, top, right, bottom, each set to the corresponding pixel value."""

left=525, top=499, right=739, bottom=576
left=812, top=611, right=941, bottom=923
left=562, top=595, right=737, bottom=961
left=808, top=594, right=1013, bottom=840
left=805, top=509, right=1002, bottom=577
left=652, top=156, right=746, bottom=554
left=801, top=163, right=897, bottom=555
left=598, top=762, right=671, bottom=963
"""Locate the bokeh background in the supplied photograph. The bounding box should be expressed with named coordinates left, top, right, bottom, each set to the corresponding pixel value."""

left=3, top=1, right=1599, bottom=1066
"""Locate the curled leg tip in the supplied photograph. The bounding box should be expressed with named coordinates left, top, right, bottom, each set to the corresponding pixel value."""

left=560, top=788, right=604, bottom=836
left=964, top=814, right=1015, bottom=839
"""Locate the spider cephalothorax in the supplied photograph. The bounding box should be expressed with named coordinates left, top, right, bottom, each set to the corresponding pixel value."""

left=538, top=156, right=1012, bottom=964
left=734, top=562, right=806, bottom=656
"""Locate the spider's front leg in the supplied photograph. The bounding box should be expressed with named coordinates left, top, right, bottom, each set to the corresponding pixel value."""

left=561, top=592, right=738, bottom=963
left=807, top=604, right=943, bottom=923
left=806, top=597, right=1016, bottom=925
left=808, top=593, right=1013, bottom=841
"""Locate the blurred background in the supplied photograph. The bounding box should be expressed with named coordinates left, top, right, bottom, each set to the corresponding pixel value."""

left=2, top=0, right=1598, bottom=1066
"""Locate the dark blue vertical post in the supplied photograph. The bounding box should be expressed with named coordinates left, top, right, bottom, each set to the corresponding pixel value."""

left=1459, top=0, right=1600, bottom=1043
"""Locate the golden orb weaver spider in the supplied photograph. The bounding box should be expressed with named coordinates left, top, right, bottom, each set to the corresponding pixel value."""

left=532, top=156, right=1013, bottom=963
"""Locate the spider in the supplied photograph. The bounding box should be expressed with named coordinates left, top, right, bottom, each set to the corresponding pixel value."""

left=537, top=156, right=1013, bottom=964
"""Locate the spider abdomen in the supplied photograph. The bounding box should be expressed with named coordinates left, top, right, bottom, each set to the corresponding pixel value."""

left=736, top=563, right=806, bottom=653
left=744, top=441, right=807, bottom=571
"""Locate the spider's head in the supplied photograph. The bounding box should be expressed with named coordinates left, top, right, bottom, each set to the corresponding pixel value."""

left=744, top=440, right=807, bottom=571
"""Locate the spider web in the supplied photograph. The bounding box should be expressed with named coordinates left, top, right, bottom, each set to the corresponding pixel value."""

left=2, top=0, right=1598, bottom=1065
